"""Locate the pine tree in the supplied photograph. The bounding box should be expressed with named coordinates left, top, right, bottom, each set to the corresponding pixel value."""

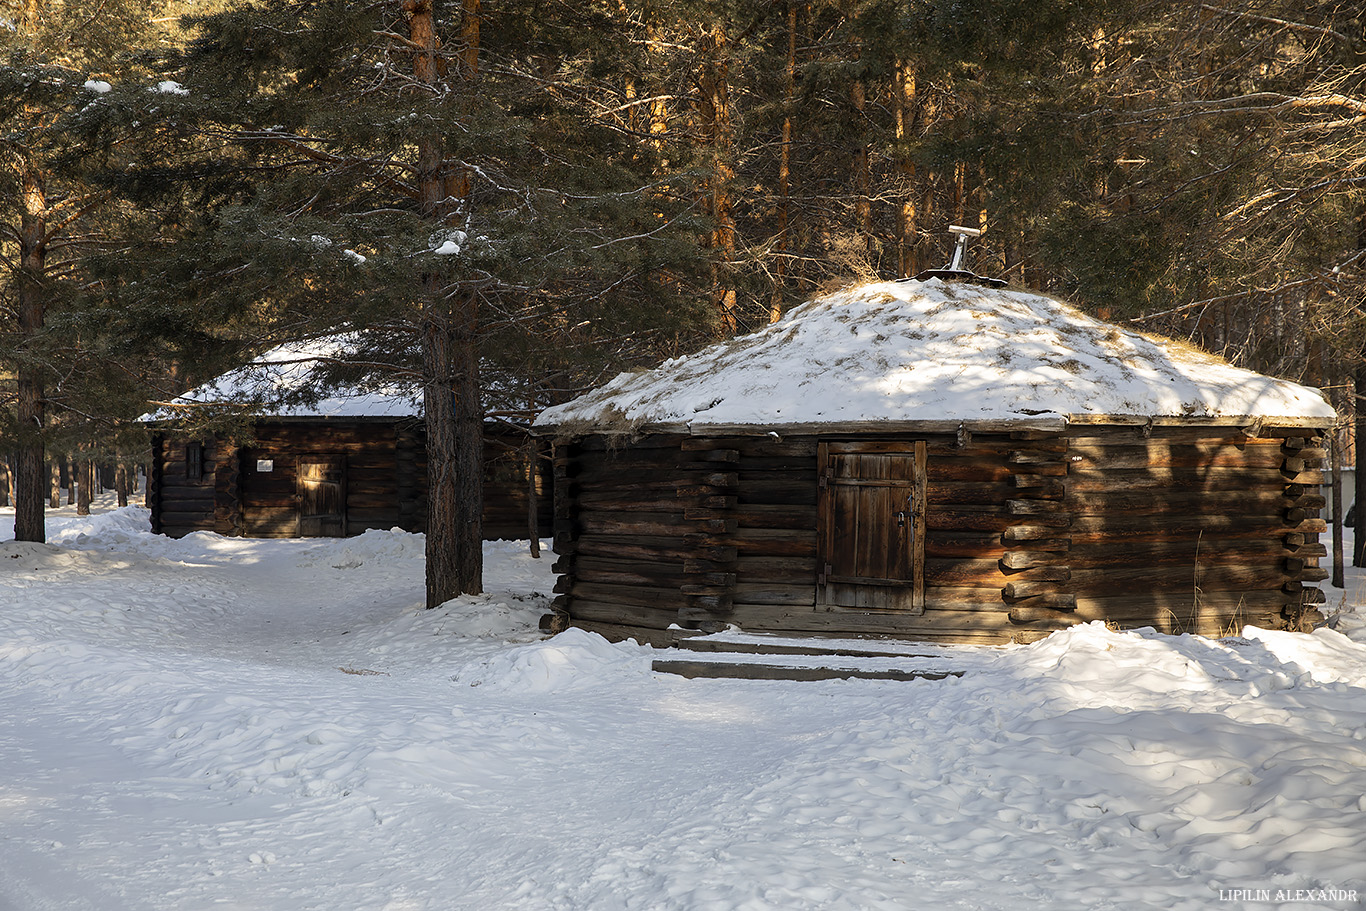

left=106, top=0, right=709, bottom=605
left=0, top=0, right=190, bottom=541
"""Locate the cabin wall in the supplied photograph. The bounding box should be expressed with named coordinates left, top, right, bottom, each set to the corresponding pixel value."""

left=1058, top=425, right=1326, bottom=637
left=153, top=420, right=551, bottom=540
left=549, top=425, right=1327, bottom=645
left=149, top=434, right=225, bottom=538
left=549, top=435, right=694, bottom=644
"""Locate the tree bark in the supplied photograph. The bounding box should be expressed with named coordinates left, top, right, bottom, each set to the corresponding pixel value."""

left=115, top=462, right=129, bottom=508
left=525, top=437, right=540, bottom=558
left=893, top=60, right=918, bottom=277
left=697, top=24, right=736, bottom=332
left=77, top=458, right=92, bottom=516
left=1355, top=363, right=1366, bottom=566
left=48, top=460, right=61, bottom=508
left=1331, top=426, right=1344, bottom=588
left=420, top=304, right=483, bottom=606
left=14, top=163, right=48, bottom=541
left=770, top=1, right=796, bottom=324
left=408, top=0, right=483, bottom=606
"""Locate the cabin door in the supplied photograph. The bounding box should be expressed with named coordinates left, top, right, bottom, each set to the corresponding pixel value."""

left=298, top=456, right=347, bottom=537
left=817, top=441, right=927, bottom=614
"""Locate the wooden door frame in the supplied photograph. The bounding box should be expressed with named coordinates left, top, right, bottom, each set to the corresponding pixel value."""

left=817, top=439, right=927, bottom=614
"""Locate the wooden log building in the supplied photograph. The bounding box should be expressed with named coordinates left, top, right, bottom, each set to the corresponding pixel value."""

left=534, top=279, right=1337, bottom=645
left=145, top=339, right=551, bottom=540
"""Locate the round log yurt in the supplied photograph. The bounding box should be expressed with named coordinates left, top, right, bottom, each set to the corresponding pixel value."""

left=533, top=278, right=1337, bottom=646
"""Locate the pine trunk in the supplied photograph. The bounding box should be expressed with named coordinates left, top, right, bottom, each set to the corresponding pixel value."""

left=893, top=60, right=918, bottom=277
left=697, top=25, right=736, bottom=332
left=77, top=458, right=92, bottom=516
left=525, top=437, right=540, bottom=558
left=410, top=0, right=483, bottom=606
left=420, top=305, right=483, bottom=607
left=1355, top=363, right=1366, bottom=566
left=116, top=462, right=129, bottom=508
left=771, top=2, right=796, bottom=323
left=14, top=163, right=47, bottom=542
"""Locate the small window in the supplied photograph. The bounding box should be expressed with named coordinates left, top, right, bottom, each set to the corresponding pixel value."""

left=256, top=459, right=274, bottom=473
left=185, top=442, right=203, bottom=480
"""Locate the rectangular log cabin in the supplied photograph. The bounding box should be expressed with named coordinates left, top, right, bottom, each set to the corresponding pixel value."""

left=149, top=418, right=552, bottom=540
left=546, top=423, right=1328, bottom=646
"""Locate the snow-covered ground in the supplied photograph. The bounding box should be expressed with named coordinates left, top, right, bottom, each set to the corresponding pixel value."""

left=3, top=495, right=1366, bottom=911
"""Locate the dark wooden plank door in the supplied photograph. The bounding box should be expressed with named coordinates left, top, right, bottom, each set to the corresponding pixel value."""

left=817, top=441, right=927, bottom=614
left=298, top=456, right=347, bottom=537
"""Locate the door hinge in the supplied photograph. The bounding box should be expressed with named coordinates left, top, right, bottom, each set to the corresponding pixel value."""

left=817, top=562, right=833, bottom=584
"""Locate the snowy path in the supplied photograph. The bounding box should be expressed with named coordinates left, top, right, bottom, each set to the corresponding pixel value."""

left=3, top=500, right=1366, bottom=910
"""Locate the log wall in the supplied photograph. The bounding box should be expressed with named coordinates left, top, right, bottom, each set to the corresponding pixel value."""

left=549, top=424, right=1327, bottom=646
left=149, top=434, right=223, bottom=538
left=151, top=420, right=551, bottom=540
left=1058, top=425, right=1326, bottom=637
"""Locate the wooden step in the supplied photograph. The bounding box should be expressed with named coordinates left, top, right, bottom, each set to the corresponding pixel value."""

left=675, top=638, right=942, bottom=660
left=652, top=659, right=965, bottom=682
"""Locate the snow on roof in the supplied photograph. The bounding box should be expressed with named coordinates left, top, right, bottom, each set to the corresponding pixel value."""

left=535, top=279, right=1337, bottom=434
left=143, top=335, right=420, bottom=421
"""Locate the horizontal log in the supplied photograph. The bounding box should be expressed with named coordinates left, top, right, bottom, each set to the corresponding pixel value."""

left=733, top=504, right=816, bottom=529
left=156, top=488, right=217, bottom=506
left=1066, top=441, right=1286, bottom=471
left=732, top=438, right=818, bottom=458
left=731, top=583, right=815, bottom=605
left=1008, top=603, right=1081, bottom=625
left=571, top=560, right=688, bottom=588
left=158, top=510, right=215, bottom=526
left=576, top=511, right=689, bottom=537
left=734, top=555, right=814, bottom=582
left=1068, top=561, right=1290, bottom=596
left=1008, top=449, right=1069, bottom=464
left=680, top=583, right=730, bottom=596
left=723, top=603, right=1031, bottom=641
left=575, top=433, right=686, bottom=452
left=1002, top=580, right=1062, bottom=600
left=1066, top=538, right=1317, bottom=568
left=572, top=535, right=696, bottom=564
left=730, top=528, right=817, bottom=557
left=1060, top=514, right=1312, bottom=541
left=734, top=479, right=818, bottom=506
left=686, top=593, right=733, bottom=613
left=1000, top=550, right=1069, bottom=570
left=1007, top=499, right=1068, bottom=516
left=569, top=582, right=690, bottom=611
left=1008, top=476, right=1066, bottom=495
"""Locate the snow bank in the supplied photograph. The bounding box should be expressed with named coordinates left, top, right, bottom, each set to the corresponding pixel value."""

left=536, top=279, right=1336, bottom=432
left=3, top=499, right=1366, bottom=910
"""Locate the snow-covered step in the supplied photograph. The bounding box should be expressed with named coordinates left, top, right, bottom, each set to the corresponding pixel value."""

left=651, top=658, right=964, bottom=682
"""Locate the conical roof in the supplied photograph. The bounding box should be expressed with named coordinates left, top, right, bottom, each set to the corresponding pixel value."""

left=535, top=279, right=1336, bottom=435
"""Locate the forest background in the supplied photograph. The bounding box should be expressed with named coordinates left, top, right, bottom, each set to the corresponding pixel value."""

left=2, top=0, right=1364, bottom=591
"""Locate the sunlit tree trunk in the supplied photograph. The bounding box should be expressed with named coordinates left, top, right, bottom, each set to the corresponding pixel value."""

left=407, top=0, right=484, bottom=606
left=14, top=164, right=48, bottom=542
left=893, top=60, right=918, bottom=277
left=697, top=24, right=737, bottom=332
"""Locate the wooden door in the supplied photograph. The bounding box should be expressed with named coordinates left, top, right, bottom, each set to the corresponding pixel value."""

left=817, top=441, right=927, bottom=613
left=297, top=456, right=347, bottom=537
